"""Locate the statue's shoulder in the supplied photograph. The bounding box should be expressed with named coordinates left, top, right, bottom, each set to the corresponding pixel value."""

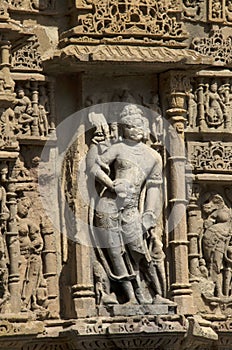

left=142, top=143, right=162, bottom=163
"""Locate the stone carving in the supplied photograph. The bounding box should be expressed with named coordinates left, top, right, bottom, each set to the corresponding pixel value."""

left=16, top=196, right=48, bottom=314
left=192, top=28, right=232, bottom=64
left=182, top=0, right=204, bottom=21
left=207, top=0, right=232, bottom=23
left=0, top=186, right=10, bottom=310
left=60, top=44, right=210, bottom=63
left=73, top=0, right=188, bottom=46
left=189, top=142, right=232, bottom=172
left=87, top=104, right=172, bottom=306
left=186, top=78, right=232, bottom=130
left=11, top=37, right=42, bottom=72
left=14, top=87, right=34, bottom=135
left=200, top=194, right=232, bottom=298
left=6, top=0, right=55, bottom=11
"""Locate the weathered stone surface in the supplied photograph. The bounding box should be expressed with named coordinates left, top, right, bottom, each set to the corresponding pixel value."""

left=1, top=1, right=232, bottom=349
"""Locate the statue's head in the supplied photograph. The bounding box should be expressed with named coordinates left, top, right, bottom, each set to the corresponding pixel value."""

left=17, top=196, right=31, bottom=218
left=203, top=194, right=225, bottom=214
left=119, top=104, right=149, bottom=142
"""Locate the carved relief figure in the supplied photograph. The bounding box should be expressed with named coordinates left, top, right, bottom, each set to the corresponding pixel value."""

left=17, top=196, right=47, bottom=312
left=14, top=88, right=34, bottom=135
left=38, top=86, right=49, bottom=136
left=186, top=88, right=197, bottom=128
left=204, top=81, right=225, bottom=128
left=87, top=104, right=171, bottom=305
left=0, top=186, right=10, bottom=309
left=201, top=194, right=232, bottom=298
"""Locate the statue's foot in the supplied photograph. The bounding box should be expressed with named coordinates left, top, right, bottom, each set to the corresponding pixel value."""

left=152, top=294, right=175, bottom=305
left=102, top=293, right=119, bottom=305
left=135, top=288, right=149, bottom=304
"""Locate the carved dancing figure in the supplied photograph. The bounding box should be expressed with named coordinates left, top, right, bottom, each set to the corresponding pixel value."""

left=16, top=196, right=47, bottom=312
left=87, top=104, right=171, bottom=305
left=205, top=81, right=225, bottom=127
left=201, top=194, right=232, bottom=297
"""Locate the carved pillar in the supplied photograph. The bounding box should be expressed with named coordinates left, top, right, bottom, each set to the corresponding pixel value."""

left=6, top=164, right=21, bottom=312
left=72, top=125, right=95, bottom=318
left=48, top=80, right=56, bottom=131
left=197, top=78, right=207, bottom=130
left=41, top=220, right=59, bottom=318
left=0, top=41, right=14, bottom=94
left=163, top=71, right=195, bottom=314
left=30, top=80, right=39, bottom=136
left=187, top=185, right=201, bottom=281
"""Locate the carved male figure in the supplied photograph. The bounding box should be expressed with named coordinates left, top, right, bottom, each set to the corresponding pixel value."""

left=87, top=104, right=170, bottom=304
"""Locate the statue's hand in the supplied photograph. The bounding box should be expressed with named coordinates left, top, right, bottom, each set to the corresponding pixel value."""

left=142, top=211, right=156, bottom=232
left=113, top=179, right=132, bottom=198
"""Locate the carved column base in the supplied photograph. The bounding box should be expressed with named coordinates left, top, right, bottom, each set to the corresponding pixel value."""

left=72, top=284, right=96, bottom=318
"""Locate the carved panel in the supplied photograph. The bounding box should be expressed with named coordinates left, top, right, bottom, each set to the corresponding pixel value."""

left=192, top=28, right=232, bottom=64
left=182, top=0, right=205, bottom=21
left=188, top=142, right=232, bottom=172
left=186, top=77, right=232, bottom=130
left=208, top=0, right=232, bottom=23
left=70, top=0, right=188, bottom=46
left=11, top=37, right=42, bottom=72
left=6, top=0, right=55, bottom=11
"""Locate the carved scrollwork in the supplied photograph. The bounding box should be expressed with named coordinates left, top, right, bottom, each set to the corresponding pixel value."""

left=192, top=28, right=232, bottom=64
left=11, top=37, right=42, bottom=72
left=72, top=0, right=188, bottom=46
left=189, top=142, right=232, bottom=172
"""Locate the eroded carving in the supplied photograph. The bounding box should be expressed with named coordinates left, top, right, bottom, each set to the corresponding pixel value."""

left=87, top=105, right=172, bottom=307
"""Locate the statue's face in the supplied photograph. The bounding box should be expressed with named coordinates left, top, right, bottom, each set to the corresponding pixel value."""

left=17, top=199, right=30, bottom=217
left=18, top=90, right=24, bottom=98
left=122, top=117, right=145, bottom=142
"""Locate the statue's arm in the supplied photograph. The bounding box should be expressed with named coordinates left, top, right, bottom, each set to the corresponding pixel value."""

left=143, top=154, right=163, bottom=231
left=86, top=143, right=118, bottom=191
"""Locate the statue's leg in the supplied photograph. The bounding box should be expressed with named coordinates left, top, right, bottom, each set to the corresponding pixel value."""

left=95, top=198, right=137, bottom=303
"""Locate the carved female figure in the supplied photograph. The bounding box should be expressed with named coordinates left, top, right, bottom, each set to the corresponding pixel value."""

left=17, top=197, right=46, bottom=311
left=205, top=81, right=225, bottom=127
left=202, top=194, right=231, bottom=297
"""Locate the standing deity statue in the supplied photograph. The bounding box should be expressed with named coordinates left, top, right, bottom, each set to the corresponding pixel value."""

left=87, top=104, right=171, bottom=305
